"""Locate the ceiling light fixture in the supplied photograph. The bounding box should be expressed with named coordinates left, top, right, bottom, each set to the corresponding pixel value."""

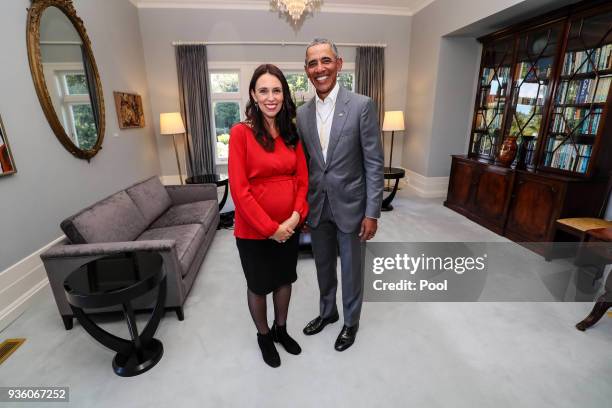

left=272, top=0, right=320, bottom=23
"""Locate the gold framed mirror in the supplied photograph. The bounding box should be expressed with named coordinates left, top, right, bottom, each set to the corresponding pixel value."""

left=26, top=0, right=105, bottom=160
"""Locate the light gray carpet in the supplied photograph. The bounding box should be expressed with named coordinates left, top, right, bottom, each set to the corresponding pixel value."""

left=1, top=190, right=611, bottom=408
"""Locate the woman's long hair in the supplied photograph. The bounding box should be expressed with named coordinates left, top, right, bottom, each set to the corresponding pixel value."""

left=245, top=64, right=298, bottom=151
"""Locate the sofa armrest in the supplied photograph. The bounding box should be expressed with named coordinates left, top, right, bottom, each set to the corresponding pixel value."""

left=41, top=239, right=176, bottom=259
left=165, top=184, right=218, bottom=205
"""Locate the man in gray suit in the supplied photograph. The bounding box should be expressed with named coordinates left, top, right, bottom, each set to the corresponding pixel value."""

left=297, top=38, right=384, bottom=351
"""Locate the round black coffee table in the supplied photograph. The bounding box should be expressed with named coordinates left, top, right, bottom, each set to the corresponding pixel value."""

left=382, top=167, right=406, bottom=211
left=185, top=173, right=229, bottom=211
left=63, top=252, right=166, bottom=377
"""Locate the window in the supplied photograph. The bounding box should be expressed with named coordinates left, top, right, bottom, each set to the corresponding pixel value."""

left=213, top=101, right=240, bottom=160
left=286, top=71, right=355, bottom=107
left=210, top=72, right=239, bottom=93
left=286, top=72, right=310, bottom=107
left=208, top=64, right=355, bottom=161
left=210, top=71, right=242, bottom=161
left=56, top=70, right=96, bottom=150
left=338, top=72, right=354, bottom=92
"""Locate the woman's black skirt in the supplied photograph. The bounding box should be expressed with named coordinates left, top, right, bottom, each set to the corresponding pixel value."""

left=236, top=233, right=299, bottom=295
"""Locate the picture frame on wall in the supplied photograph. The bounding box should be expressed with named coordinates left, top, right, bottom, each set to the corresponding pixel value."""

left=0, top=114, right=17, bottom=177
left=113, top=91, right=145, bottom=129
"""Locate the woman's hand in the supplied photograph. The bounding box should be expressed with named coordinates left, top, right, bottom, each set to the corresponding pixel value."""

left=270, top=224, right=294, bottom=243
left=282, top=211, right=301, bottom=231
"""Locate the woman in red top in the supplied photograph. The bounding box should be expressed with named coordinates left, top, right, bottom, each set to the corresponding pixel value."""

left=229, top=64, right=308, bottom=368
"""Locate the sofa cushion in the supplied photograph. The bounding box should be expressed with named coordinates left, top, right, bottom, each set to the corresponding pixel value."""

left=126, top=177, right=173, bottom=225
left=61, top=191, right=148, bottom=244
left=149, top=200, right=217, bottom=230
left=137, top=224, right=204, bottom=276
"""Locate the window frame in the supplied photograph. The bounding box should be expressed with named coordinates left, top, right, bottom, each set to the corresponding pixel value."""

left=208, top=62, right=356, bottom=163
left=42, top=63, right=93, bottom=148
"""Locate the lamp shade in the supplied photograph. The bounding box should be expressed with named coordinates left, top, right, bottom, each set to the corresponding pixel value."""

left=160, top=112, right=185, bottom=135
left=382, top=111, right=405, bottom=132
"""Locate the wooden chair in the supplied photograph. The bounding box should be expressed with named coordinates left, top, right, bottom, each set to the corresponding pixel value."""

left=551, top=174, right=612, bottom=255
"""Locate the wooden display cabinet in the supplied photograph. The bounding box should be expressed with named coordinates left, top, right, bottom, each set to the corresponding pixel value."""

left=445, top=0, right=612, bottom=249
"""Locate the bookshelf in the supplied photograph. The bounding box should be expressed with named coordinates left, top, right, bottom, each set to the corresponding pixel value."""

left=505, top=22, right=564, bottom=168
left=542, top=11, right=612, bottom=175
left=446, top=0, right=612, bottom=248
left=470, top=38, right=513, bottom=159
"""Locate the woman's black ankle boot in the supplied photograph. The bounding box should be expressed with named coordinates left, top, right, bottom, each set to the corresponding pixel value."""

left=257, top=332, right=280, bottom=368
left=271, top=322, right=302, bottom=355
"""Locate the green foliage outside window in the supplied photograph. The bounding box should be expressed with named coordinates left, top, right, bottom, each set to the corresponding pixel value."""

left=338, top=73, right=354, bottom=91
left=72, top=104, right=97, bottom=150
left=214, top=102, right=241, bottom=136
left=66, top=74, right=88, bottom=95
left=510, top=110, right=542, bottom=138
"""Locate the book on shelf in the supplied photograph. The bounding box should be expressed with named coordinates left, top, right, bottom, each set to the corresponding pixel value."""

left=562, top=44, right=612, bottom=75
left=556, top=77, right=611, bottom=104
left=550, top=107, right=602, bottom=134
left=524, top=137, right=537, bottom=166
left=545, top=139, right=592, bottom=172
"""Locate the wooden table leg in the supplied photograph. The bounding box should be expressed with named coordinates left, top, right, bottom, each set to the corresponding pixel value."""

left=576, top=292, right=612, bottom=331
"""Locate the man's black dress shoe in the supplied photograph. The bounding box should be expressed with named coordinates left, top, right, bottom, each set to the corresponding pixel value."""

left=334, top=324, right=358, bottom=351
left=303, top=312, right=340, bottom=336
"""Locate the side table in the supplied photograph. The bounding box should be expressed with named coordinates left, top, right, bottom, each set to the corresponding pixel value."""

left=382, top=167, right=406, bottom=211
left=63, top=252, right=166, bottom=377
left=185, top=173, right=229, bottom=211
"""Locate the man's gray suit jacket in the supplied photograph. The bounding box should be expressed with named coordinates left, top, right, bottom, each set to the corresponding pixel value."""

left=296, top=86, right=384, bottom=233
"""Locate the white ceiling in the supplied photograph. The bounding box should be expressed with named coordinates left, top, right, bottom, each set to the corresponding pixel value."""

left=130, top=0, right=436, bottom=16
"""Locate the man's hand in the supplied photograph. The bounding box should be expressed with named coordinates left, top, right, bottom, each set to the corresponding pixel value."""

left=359, top=217, right=377, bottom=242
left=270, top=224, right=294, bottom=243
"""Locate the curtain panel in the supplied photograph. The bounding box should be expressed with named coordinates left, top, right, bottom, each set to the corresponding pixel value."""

left=355, top=46, right=385, bottom=128
left=175, top=44, right=216, bottom=176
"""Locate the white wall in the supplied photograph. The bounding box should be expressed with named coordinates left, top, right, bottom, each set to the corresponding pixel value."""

left=0, top=0, right=159, bottom=271
left=137, top=8, right=412, bottom=177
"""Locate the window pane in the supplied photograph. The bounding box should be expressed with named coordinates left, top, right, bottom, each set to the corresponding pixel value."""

left=286, top=73, right=309, bottom=106
left=210, top=72, right=239, bottom=93
left=214, top=101, right=240, bottom=160
left=71, top=104, right=97, bottom=150
left=65, top=73, right=89, bottom=95
left=338, top=73, right=354, bottom=91
left=286, top=73, right=309, bottom=93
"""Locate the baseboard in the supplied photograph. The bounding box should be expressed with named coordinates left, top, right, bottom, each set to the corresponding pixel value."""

left=404, top=169, right=449, bottom=198
left=0, top=236, right=64, bottom=332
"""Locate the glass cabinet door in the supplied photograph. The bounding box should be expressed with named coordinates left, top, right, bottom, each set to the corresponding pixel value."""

left=542, top=10, right=612, bottom=174
left=470, top=37, right=515, bottom=160
left=505, top=23, right=564, bottom=168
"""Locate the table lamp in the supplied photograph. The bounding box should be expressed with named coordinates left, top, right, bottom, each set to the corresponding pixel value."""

left=160, top=112, right=186, bottom=185
left=382, top=111, right=405, bottom=170
left=382, top=111, right=405, bottom=189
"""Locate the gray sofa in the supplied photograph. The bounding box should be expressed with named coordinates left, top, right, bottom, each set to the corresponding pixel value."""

left=41, top=176, right=220, bottom=330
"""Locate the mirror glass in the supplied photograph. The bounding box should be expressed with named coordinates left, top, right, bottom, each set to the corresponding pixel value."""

left=39, top=6, right=99, bottom=151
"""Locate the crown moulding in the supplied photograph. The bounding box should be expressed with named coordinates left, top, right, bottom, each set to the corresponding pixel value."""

left=128, top=0, right=436, bottom=17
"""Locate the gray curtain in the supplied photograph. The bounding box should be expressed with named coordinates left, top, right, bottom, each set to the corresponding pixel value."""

left=355, top=46, right=385, bottom=127
left=81, top=45, right=100, bottom=132
left=175, top=44, right=215, bottom=176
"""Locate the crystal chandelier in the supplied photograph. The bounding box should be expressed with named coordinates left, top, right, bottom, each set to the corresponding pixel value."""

left=273, top=0, right=320, bottom=23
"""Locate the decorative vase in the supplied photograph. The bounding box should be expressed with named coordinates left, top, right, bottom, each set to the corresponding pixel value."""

left=498, top=135, right=518, bottom=167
